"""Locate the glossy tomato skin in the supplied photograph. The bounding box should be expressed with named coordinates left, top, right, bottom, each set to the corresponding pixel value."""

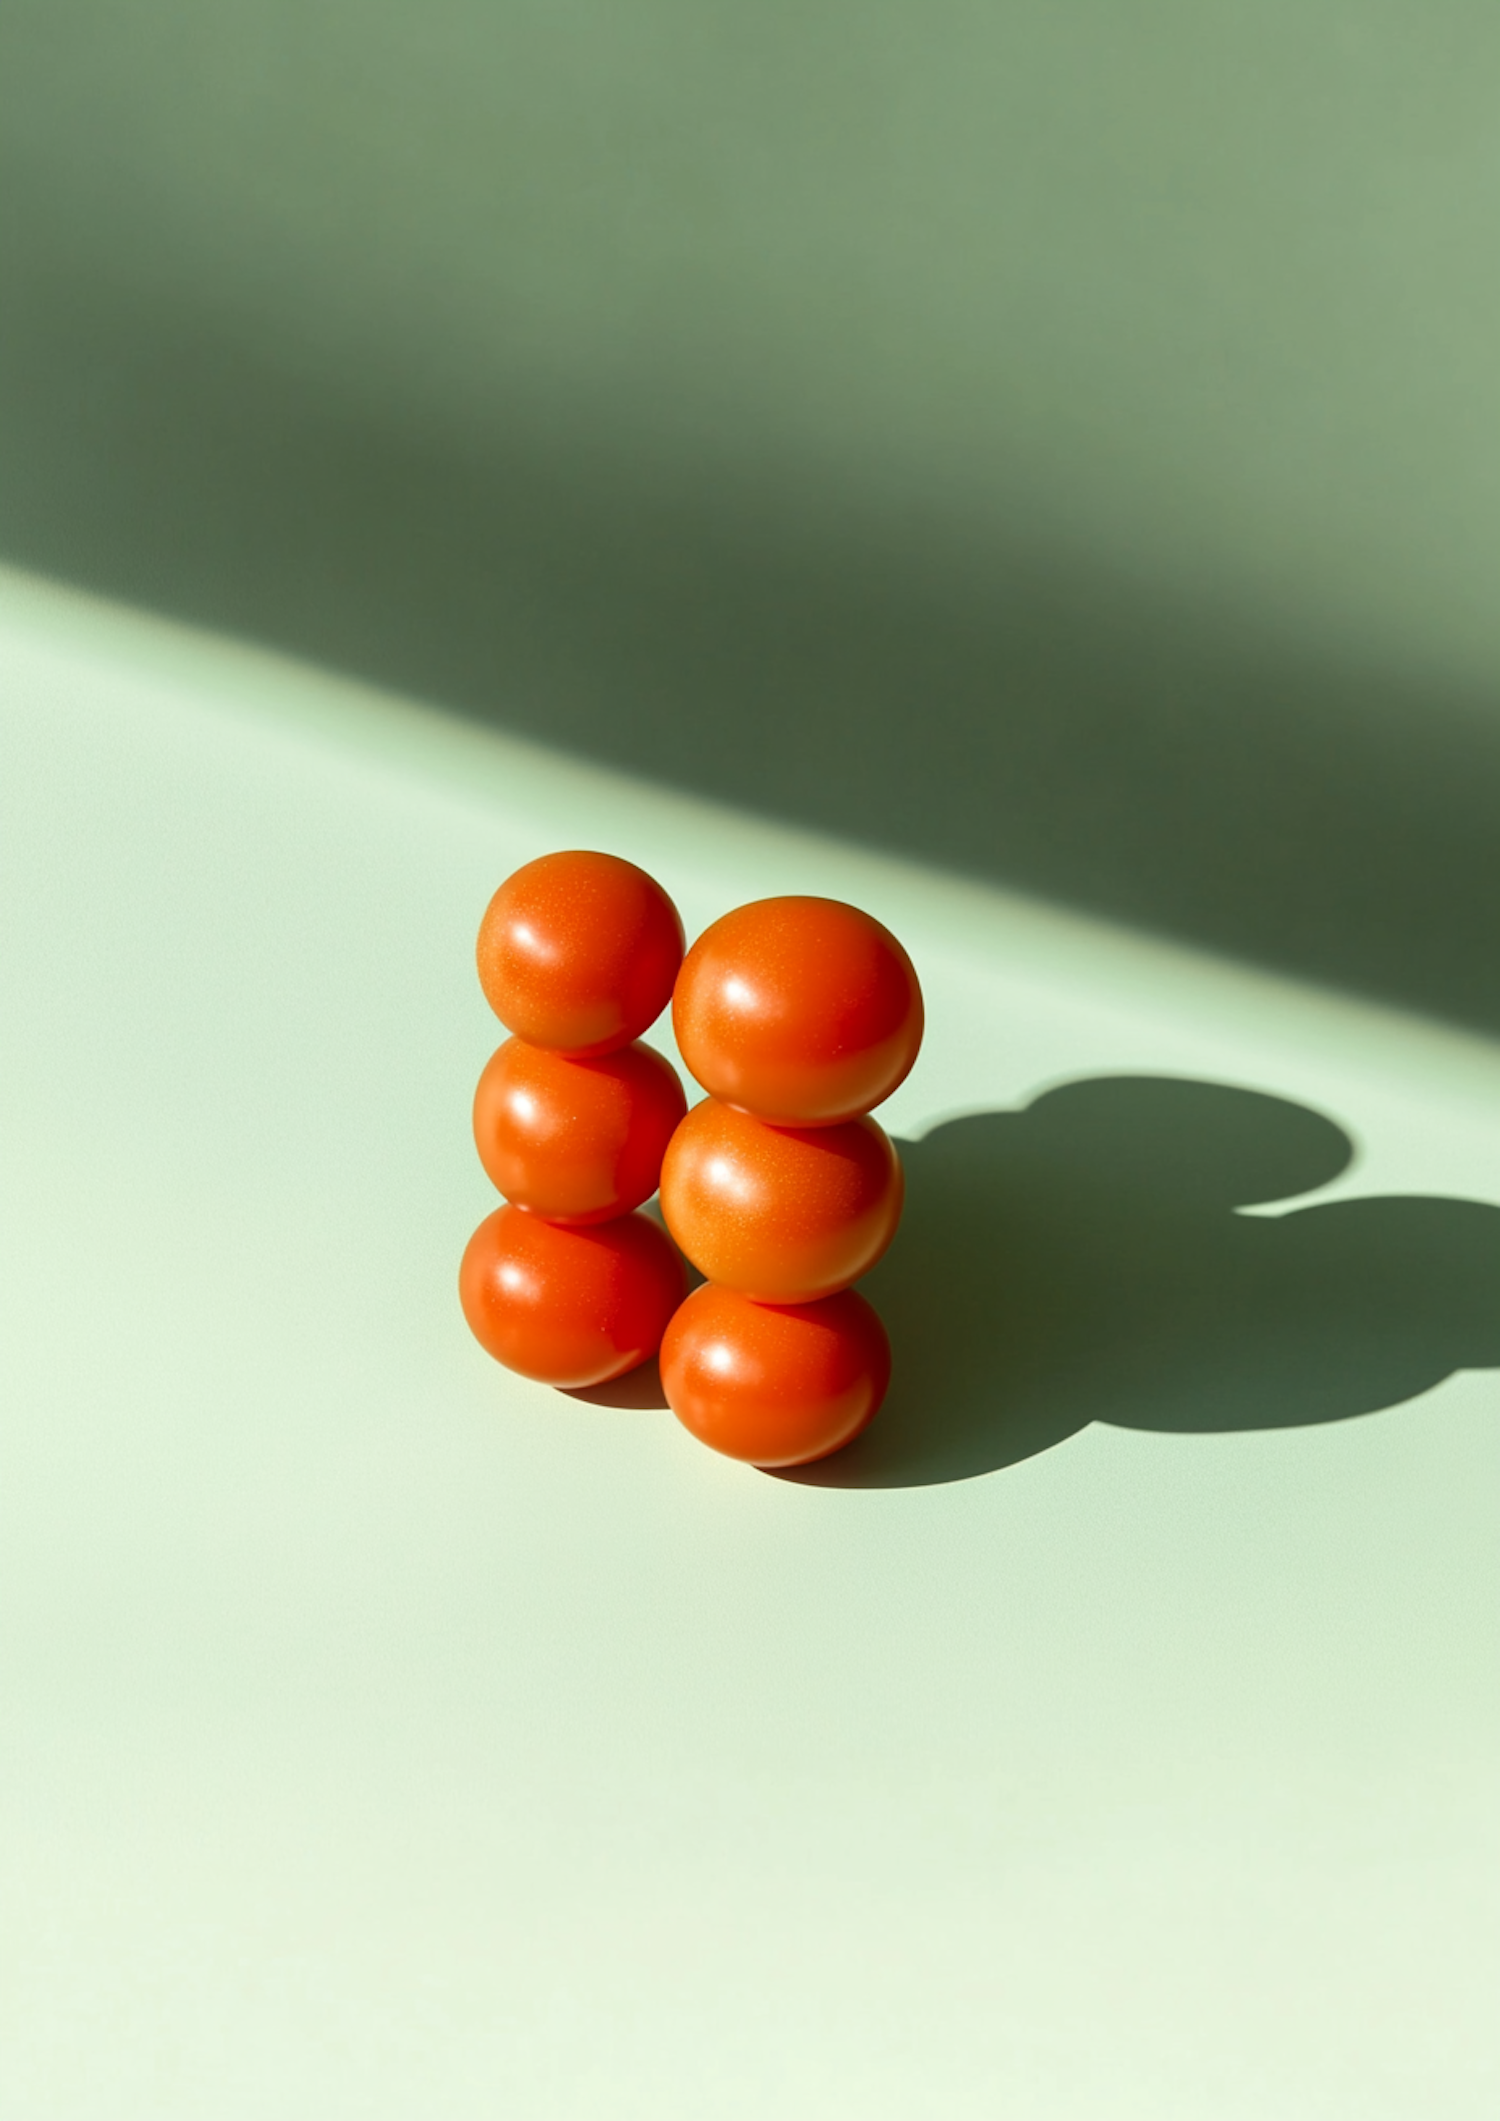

left=672, top=896, right=922, bottom=1125
left=660, top=1283, right=890, bottom=1467
left=477, top=851, right=684, bottom=1057
left=473, top=1038, right=686, bottom=1225
left=659, top=1097, right=903, bottom=1301
left=459, top=1205, right=686, bottom=1388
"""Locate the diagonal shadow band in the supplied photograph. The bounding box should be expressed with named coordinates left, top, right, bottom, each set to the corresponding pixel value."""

left=786, top=1076, right=1500, bottom=1489
left=7, top=248, right=1500, bottom=1036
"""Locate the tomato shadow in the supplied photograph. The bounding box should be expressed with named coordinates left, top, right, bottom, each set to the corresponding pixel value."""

left=566, top=1357, right=671, bottom=1412
left=783, top=1075, right=1500, bottom=1488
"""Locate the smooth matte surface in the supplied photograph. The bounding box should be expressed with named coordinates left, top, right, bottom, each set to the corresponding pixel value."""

left=7, top=5, right=1500, bottom=1030
left=2, top=570, right=1497, bottom=2116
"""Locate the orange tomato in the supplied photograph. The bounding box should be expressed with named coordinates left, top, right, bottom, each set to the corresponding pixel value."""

left=477, top=851, right=684, bottom=1057
left=672, top=896, right=923, bottom=1125
left=659, top=1097, right=903, bottom=1301
left=473, top=1037, right=686, bottom=1224
left=459, top=1205, right=686, bottom=1388
left=660, top=1283, right=890, bottom=1467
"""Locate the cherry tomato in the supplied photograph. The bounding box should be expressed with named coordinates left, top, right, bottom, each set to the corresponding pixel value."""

left=473, top=1037, right=686, bottom=1224
left=660, top=1096, right=903, bottom=1301
left=477, top=851, right=684, bottom=1057
left=660, top=1283, right=890, bottom=1467
left=672, top=896, right=922, bottom=1124
left=459, top=1205, right=686, bottom=1388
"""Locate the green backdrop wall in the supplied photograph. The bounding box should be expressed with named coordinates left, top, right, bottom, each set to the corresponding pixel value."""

left=5, top=1, right=1500, bottom=1027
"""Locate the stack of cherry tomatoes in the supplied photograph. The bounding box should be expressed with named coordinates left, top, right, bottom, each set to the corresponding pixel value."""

left=460, top=851, right=923, bottom=1468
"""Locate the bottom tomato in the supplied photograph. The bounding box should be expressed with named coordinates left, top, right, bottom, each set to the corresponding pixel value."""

left=460, top=1205, right=686, bottom=1389
left=660, top=1283, right=890, bottom=1468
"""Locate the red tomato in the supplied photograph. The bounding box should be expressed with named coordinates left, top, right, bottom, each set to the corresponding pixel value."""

left=660, top=1283, right=890, bottom=1467
left=477, top=851, right=684, bottom=1057
left=473, top=1037, right=686, bottom=1224
left=659, top=1097, right=903, bottom=1301
left=672, top=896, right=922, bottom=1124
left=459, top=1205, right=686, bottom=1388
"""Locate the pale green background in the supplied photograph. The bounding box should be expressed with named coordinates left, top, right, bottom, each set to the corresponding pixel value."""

left=5, top=3, right=1500, bottom=1025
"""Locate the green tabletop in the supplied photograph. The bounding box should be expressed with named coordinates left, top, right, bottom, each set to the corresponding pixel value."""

left=2, top=570, right=1496, bottom=2117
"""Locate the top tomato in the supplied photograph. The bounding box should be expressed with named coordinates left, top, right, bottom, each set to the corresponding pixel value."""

left=477, top=851, right=684, bottom=1056
left=672, top=896, right=923, bottom=1124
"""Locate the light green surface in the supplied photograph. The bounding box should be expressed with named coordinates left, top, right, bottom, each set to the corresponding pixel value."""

left=3, top=569, right=1498, bottom=2116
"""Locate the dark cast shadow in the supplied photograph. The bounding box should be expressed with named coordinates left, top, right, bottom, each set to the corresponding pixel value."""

left=566, top=1357, right=671, bottom=1412
left=787, top=1077, right=1500, bottom=1488
left=8, top=243, right=1500, bottom=1037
